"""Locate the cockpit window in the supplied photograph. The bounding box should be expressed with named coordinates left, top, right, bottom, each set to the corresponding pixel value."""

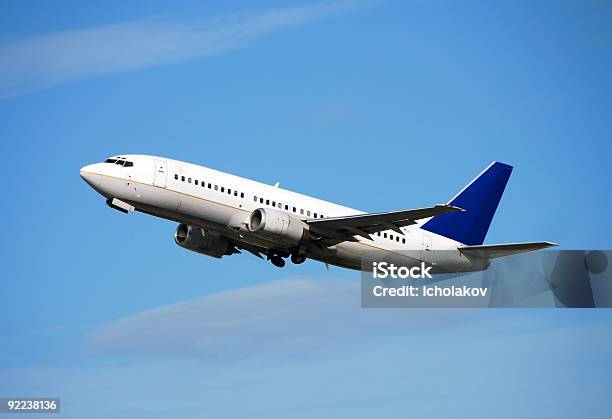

left=104, top=158, right=134, bottom=167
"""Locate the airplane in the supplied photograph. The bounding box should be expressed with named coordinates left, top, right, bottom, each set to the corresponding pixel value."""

left=80, top=155, right=556, bottom=273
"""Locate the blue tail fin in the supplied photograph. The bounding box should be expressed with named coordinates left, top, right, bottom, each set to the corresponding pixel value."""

left=422, top=162, right=513, bottom=245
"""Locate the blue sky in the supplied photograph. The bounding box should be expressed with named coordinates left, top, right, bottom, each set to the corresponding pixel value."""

left=0, top=1, right=611, bottom=418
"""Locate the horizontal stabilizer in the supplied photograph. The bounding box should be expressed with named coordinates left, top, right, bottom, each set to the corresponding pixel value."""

left=459, top=242, right=557, bottom=259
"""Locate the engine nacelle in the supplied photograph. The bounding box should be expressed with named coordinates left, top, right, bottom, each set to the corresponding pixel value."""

left=174, top=224, right=233, bottom=258
left=248, top=208, right=309, bottom=245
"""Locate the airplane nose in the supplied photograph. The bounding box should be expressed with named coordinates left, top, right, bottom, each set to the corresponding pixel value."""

left=80, top=163, right=109, bottom=196
left=80, top=164, right=96, bottom=184
left=80, top=163, right=111, bottom=197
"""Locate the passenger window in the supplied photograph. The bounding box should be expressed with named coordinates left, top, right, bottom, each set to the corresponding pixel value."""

left=241, top=192, right=244, bottom=198
left=260, top=198, right=264, bottom=204
left=221, top=187, right=224, bottom=192
left=214, top=185, right=218, bottom=191
left=307, top=210, right=311, bottom=216
left=383, top=233, right=387, bottom=238
left=254, top=196, right=258, bottom=202
left=293, top=207, right=296, bottom=213
left=272, top=201, right=276, bottom=207
left=314, top=213, right=318, bottom=218
left=195, top=180, right=198, bottom=185
left=278, top=202, right=282, bottom=208
left=266, top=199, right=270, bottom=205
left=402, top=238, right=406, bottom=244
left=234, top=191, right=238, bottom=196
left=285, top=204, right=289, bottom=210
left=228, top=188, right=231, bottom=194
left=396, top=236, right=400, bottom=242
left=174, top=174, right=178, bottom=180
left=181, top=176, right=185, bottom=182
left=188, top=178, right=192, bottom=183
left=208, top=183, right=212, bottom=188
left=300, top=209, right=304, bottom=215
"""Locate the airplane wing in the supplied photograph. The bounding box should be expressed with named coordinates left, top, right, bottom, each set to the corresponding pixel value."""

left=458, top=242, right=558, bottom=259
left=233, top=241, right=267, bottom=259
left=306, top=204, right=463, bottom=243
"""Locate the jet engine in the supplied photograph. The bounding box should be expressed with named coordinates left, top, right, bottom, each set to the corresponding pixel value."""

left=248, top=208, right=309, bottom=245
left=174, top=224, right=234, bottom=258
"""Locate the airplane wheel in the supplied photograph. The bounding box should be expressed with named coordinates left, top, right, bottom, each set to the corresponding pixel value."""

left=271, top=256, right=286, bottom=268
left=291, top=254, right=306, bottom=264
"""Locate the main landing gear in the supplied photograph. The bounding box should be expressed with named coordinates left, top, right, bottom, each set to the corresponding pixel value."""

left=270, top=255, right=286, bottom=268
left=290, top=253, right=306, bottom=265
left=267, top=249, right=306, bottom=268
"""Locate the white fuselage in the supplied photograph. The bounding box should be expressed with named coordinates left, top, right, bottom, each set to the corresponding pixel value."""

left=80, top=155, right=482, bottom=272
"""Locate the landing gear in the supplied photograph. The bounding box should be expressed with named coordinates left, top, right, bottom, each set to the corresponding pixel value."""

left=270, top=255, right=286, bottom=268
left=290, top=253, right=306, bottom=265
left=267, top=249, right=302, bottom=268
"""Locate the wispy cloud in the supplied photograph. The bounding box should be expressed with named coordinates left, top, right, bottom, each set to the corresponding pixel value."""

left=0, top=1, right=373, bottom=99
left=87, top=278, right=465, bottom=360
left=8, top=278, right=612, bottom=418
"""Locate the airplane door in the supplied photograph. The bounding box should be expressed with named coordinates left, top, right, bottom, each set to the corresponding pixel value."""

left=153, top=159, right=167, bottom=188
